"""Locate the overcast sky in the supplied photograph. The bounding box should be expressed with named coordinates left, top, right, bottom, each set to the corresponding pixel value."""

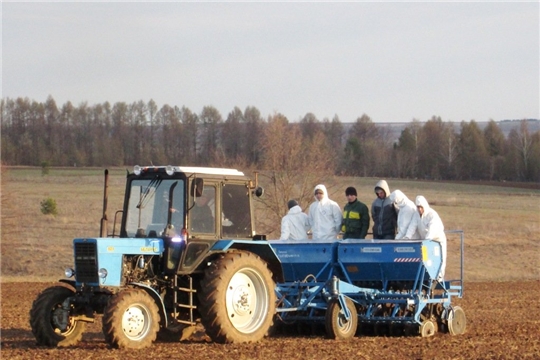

left=2, top=1, right=539, bottom=123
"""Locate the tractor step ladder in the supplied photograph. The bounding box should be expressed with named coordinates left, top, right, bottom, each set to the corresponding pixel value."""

left=173, top=275, right=197, bottom=326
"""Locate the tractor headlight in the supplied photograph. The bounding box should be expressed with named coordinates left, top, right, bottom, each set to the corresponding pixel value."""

left=171, top=235, right=184, bottom=243
left=98, top=268, right=108, bottom=278
left=133, top=165, right=142, bottom=175
left=171, top=227, right=188, bottom=243
left=165, top=165, right=174, bottom=175
left=64, top=268, right=75, bottom=278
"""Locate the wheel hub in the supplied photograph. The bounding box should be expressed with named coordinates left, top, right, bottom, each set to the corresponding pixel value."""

left=122, top=306, right=147, bottom=338
left=231, top=285, right=252, bottom=315
left=226, top=270, right=268, bottom=332
left=52, top=307, right=70, bottom=332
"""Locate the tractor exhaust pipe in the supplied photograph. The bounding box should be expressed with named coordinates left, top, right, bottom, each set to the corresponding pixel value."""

left=100, top=169, right=109, bottom=237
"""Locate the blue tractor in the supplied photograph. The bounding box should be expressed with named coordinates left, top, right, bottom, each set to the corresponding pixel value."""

left=30, top=166, right=283, bottom=348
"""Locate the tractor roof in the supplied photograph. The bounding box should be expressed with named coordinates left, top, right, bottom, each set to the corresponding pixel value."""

left=133, top=165, right=246, bottom=178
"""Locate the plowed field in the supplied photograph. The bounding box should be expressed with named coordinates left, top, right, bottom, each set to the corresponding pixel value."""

left=1, top=281, right=538, bottom=360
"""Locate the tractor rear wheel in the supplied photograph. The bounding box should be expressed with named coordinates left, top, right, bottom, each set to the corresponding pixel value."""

left=325, top=297, right=358, bottom=340
left=30, top=284, right=86, bottom=347
left=102, top=288, right=160, bottom=349
left=198, top=250, right=276, bottom=343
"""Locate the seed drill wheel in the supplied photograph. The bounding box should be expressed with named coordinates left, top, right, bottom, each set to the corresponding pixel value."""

left=420, top=319, right=437, bottom=337
left=325, top=297, right=358, bottom=340
left=102, top=288, right=160, bottom=349
left=448, top=306, right=467, bottom=335
left=30, top=284, right=86, bottom=347
left=198, top=250, right=276, bottom=343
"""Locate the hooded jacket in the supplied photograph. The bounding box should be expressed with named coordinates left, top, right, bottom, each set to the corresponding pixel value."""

left=389, top=190, right=418, bottom=240
left=371, top=180, right=397, bottom=239
left=407, top=196, right=446, bottom=243
left=308, top=184, right=342, bottom=241
left=280, top=205, right=310, bottom=240
left=406, top=195, right=447, bottom=278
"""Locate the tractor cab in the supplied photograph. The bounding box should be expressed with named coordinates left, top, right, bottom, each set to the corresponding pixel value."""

left=115, top=165, right=263, bottom=274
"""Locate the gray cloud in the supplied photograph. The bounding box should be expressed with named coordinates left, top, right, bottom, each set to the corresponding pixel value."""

left=2, top=2, right=538, bottom=122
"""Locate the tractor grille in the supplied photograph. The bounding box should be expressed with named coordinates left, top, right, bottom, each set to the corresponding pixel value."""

left=74, top=242, right=99, bottom=284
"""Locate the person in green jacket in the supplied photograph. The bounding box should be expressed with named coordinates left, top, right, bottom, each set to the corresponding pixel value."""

left=341, top=186, right=370, bottom=239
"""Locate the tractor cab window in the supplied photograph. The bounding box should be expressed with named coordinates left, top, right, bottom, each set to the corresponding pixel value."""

left=125, top=178, right=184, bottom=238
left=222, top=184, right=252, bottom=239
left=189, top=186, right=216, bottom=234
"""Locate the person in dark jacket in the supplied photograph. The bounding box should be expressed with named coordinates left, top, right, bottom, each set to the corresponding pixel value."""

left=341, top=186, right=370, bottom=239
left=371, top=180, right=397, bottom=239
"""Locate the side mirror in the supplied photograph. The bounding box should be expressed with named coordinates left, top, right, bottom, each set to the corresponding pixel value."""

left=190, top=178, right=204, bottom=197
left=254, top=186, right=264, bottom=198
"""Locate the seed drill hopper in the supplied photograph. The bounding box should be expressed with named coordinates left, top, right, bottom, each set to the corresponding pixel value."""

left=271, top=231, right=465, bottom=339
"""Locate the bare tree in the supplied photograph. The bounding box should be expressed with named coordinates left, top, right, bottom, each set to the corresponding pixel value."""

left=221, top=107, right=243, bottom=162
left=483, top=119, right=506, bottom=180
left=440, top=122, right=458, bottom=179
left=243, top=106, right=265, bottom=166
left=198, top=106, right=222, bottom=165
left=457, top=120, right=489, bottom=180
left=177, top=106, right=198, bottom=165
left=509, top=120, right=533, bottom=180
left=256, top=113, right=334, bottom=238
left=300, top=112, right=320, bottom=140
left=323, top=115, right=344, bottom=173
left=344, top=114, right=380, bottom=176
left=393, top=126, right=417, bottom=178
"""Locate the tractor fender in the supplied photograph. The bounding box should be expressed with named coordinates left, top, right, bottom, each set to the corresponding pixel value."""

left=129, top=282, right=168, bottom=328
left=58, top=279, right=77, bottom=289
left=209, top=240, right=285, bottom=282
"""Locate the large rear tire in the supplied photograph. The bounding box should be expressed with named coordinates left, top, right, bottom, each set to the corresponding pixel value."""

left=198, top=250, right=276, bottom=343
left=102, top=288, right=160, bottom=349
left=29, top=284, right=86, bottom=347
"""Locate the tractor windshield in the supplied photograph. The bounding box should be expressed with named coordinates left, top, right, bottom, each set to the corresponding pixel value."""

left=125, top=178, right=185, bottom=238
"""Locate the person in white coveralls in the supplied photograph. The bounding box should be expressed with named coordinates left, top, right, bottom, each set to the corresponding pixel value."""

left=389, top=189, right=419, bottom=240
left=308, top=184, right=342, bottom=241
left=280, top=199, right=310, bottom=240
left=405, top=195, right=447, bottom=279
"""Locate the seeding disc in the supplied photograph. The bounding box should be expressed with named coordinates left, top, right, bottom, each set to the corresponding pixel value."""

left=448, top=306, right=467, bottom=335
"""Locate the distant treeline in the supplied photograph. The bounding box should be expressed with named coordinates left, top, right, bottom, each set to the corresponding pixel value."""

left=1, top=96, right=539, bottom=182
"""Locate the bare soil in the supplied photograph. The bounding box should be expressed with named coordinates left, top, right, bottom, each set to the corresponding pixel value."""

left=1, top=281, right=539, bottom=360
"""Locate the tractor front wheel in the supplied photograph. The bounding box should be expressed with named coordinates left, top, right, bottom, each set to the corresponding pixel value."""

left=198, top=250, right=276, bottom=343
left=102, top=288, right=160, bottom=349
left=29, top=284, right=86, bottom=347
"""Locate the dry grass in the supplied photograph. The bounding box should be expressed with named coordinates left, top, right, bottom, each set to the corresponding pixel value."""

left=1, top=167, right=539, bottom=282
left=1, top=167, right=125, bottom=281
